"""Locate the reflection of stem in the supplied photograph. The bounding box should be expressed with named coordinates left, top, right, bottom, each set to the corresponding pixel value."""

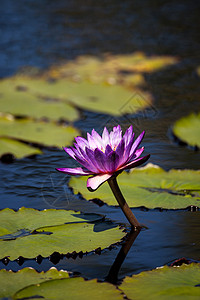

left=106, top=228, right=141, bottom=284
left=108, top=176, right=141, bottom=229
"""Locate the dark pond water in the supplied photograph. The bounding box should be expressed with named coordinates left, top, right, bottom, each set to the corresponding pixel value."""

left=0, top=0, right=200, bottom=282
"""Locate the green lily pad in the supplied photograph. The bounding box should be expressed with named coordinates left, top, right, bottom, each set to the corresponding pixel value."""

left=69, top=164, right=200, bottom=209
left=0, top=114, right=79, bottom=148
left=0, top=77, right=79, bottom=122
left=0, top=207, right=125, bottom=260
left=46, top=55, right=146, bottom=87
left=120, top=263, right=200, bottom=299
left=14, top=276, right=123, bottom=300
left=47, top=53, right=177, bottom=84
left=0, top=53, right=177, bottom=120
left=0, top=267, right=70, bottom=299
left=2, top=264, right=199, bottom=300
left=101, top=53, right=177, bottom=74
left=173, top=112, right=200, bottom=148
left=0, top=137, right=42, bottom=159
left=7, top=76, right=152, bottom=116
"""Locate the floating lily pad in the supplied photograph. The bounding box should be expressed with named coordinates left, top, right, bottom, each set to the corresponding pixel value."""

left=0, top=137, right=42, bottom=159
left=0, top=267, right=70, bottom=299
left=0, top=207, right=125, bottom=260
left=46, top=53, right=177, bottom=84
left=0, top=77, right=79, bottom=122
left=3, top=264, right=199, bottom=300
left=105, top=53, right=177, bottom=73
left=172, top=112, right=200, bottom=149
left=5, top=76, right=152, bottom=116
left=0, top=114, right=79, bottom=148
left=46, top=55, right=146, bottom=87
left=69, top=164, right=200, bottom=209
left=120, top=263, right=200, bottom=299
left=0, top=53, right=177, bottom=120
left=14, top=276, right=123, bottom=300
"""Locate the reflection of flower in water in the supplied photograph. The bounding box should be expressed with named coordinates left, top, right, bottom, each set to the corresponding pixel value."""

left=57, top=125, right=150, bottom=191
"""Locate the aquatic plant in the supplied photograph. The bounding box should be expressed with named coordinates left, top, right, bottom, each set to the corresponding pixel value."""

left=57, top=125, right=150, bottom=228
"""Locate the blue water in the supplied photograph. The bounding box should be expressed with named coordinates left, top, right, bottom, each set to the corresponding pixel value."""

left=0, top=0, right=200, bottom=281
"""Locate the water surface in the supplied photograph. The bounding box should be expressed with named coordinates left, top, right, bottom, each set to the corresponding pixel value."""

left=0, top=0, right=200, bottom=280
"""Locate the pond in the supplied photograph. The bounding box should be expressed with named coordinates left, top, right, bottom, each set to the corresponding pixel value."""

left=0, top=0, right=200, bottom=298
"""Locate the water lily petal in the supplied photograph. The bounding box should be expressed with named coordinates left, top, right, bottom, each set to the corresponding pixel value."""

left=123, top=125, right=134, bottom=146
left=105, top=151, right=120, bottom=172
left=133, top=147, right=144, bottom=159
left=118, top=154, right=150, bottom=171
left=102, top=127, right=110, bottom=146
left=73, top=143, right=86, bottom=158
left=110, top=125, right=122, bottom=148
left=74, top=155, right=98, bottom=173
left=75, top=136, right=89, bottom=149
left=91, top=129, right=102, bottom=142
left=94, top=148, right=107, bottom=172
left=91, top=129, right=106, bottom=151
left=87, top=173, right=113, bottom=191
left=63, top=147, right=76, bottom=159
left=64, top=146, right=85, bottom=163
left=78, top=147, right=100, bottom=173
left=87, top=132, right=102, bottom=150
left=115, top=138, right=125, bottom=158
left=114, top=125, right=122, bottom=142
left=85, top=147, right=102, bottom=172
left=122, top=134, right=135, bottom=163
left=129, top=131, right=145, bottom=158
left=56, top=167, right=93, bottom=176
left=69, top=146, right=85, bottom=161
left=105, top=144, right=112, bottom=156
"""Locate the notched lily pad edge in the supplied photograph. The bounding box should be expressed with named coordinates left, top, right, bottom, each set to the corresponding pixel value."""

left=0, top=236, right=127, bottom=266
left=0, top=207, right=127, bottom=264
left=0, top=265, right=72, bottom=275
left=0, top=222, right=127, bottom=265
left=1, top=261, right=200, bottom=288
left=73, top=189, right=200, bottom=212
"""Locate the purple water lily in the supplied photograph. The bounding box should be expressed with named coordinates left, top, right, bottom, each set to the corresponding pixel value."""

left=57, top=125, right=150, bottom=191
left=57, top=125, right=150, bottom=228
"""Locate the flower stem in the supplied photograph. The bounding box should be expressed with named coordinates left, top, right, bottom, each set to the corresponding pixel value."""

left=108, top=176, right=141, bottom=229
